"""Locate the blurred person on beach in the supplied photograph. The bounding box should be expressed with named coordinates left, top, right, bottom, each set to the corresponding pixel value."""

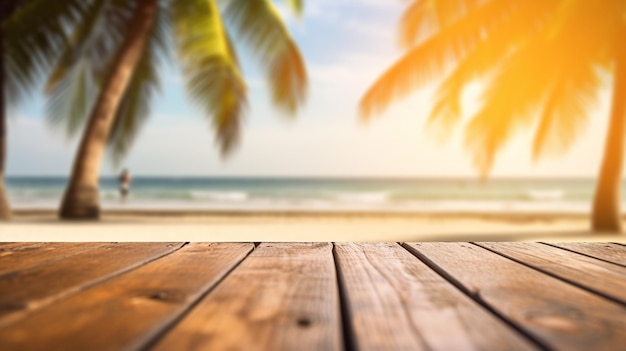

left=119, top=169, right=132, bottom=201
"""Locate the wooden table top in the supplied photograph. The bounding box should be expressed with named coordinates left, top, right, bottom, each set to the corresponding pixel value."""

left=0, top=242, right=625, bottom=350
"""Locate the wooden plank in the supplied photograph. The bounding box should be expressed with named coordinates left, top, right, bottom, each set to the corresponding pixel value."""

left=478, top=242, right=626, bottom=305
left=405, top=242, right=626, bottom=350
left=0, top=242, right=183, bottom=326
left=334, top=242, right=537, bottom=351
left=544, top=242, right=626, bottom=267
left=151, top=243, right=341, bottom=351
left=0, top=243, right=253, bottom=351
left=0, top=243, right=105, bottom=275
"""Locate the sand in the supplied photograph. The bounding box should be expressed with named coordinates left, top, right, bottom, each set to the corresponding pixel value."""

left=2, top=210, right=625, bottom=242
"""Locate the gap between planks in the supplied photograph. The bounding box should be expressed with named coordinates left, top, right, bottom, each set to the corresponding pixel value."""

left=542, top=242, right=626, bottom=268
left=0, top=243, right=254, bottom=351
left=404, top=242, right=626, bottom=350
left=0, top=243, right=186, bottom=328
left=149, top=243, right=342, bottom=351
left=475, top=242, right=626, bottom=307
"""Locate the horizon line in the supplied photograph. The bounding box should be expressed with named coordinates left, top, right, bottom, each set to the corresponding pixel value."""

left=5, top=174, right=601, bottom=181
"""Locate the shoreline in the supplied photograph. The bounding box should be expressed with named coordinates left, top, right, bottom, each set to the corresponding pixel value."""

left=3, top=209, right=626, bottom=243
left=11, top=208, right=602, bottom=221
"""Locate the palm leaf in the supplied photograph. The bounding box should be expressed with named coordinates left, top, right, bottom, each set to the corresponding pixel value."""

left=399, top=0, right=479, bottom=49
left=464, top=0, right=612, bottom=173
left=172, top=0, right=247, bottom=156
left=529, top=0, right=612, bottom=160
left=426, top=1, right=559, bottom=139
left=46, top=59, right=96, bottom=136
left=3, top=0, right=86, bottom=105
left=45, top=0, right=140, bottom=137
left=107, top=8, right=169, bottom=165
left=530, top=68, right=595, bottom=162
left=44, top=0, right=108, bottom=94
left=360, top=0, right=525, bottom=119
left=224, top=0, right=308, bottom=115
left=463, top=36, right=561, bottom=176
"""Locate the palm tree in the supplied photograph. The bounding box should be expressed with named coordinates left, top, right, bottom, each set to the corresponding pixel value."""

left=361, top=0, right=626, bottom=232
left=0, top=0, right=85, bottom=220
left=47, top=0, right=307, bottom=219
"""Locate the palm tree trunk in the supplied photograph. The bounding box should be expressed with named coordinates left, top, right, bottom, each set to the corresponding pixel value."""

left=0, top=3, right=12, bottom=220
left=59, top=0, right=158, bottom=219
left=591, top=47, right=626, bottom=233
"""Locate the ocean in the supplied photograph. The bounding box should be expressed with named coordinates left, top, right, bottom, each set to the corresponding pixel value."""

left=3, top=176, right=614, bottom=214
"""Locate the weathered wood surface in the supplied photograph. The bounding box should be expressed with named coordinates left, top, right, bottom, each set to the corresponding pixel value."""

left=0, top=243, right=253, bottom=351
left=478, top=242, right=626, bottom=305
left=152, top=243, right=342, bottom=351
left=405, top=242, right=626, bottom=350
left=0, top=242, right=624, bottom=351
left=334, top=242, right=536, bottom=351
left=0, top=242, right=104, bottom=275
left=0, top=242, right=183, bottom=326
left=545, top=242, right=626, bottom=267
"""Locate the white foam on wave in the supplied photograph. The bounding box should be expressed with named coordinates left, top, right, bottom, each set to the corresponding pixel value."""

left=334, top=191, right=391, bottom=204
left=404, top=200, right=588, bottom=213
left=190, top=191, right=249, bottom=201
left=100, top=190, right=122, bottom=199
left=525, top=189, right=564, bottom=201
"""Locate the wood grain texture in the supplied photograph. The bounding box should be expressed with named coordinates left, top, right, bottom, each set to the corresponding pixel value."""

left=334, top=242, right=536, bottom=351
left=405, top=242, right=626, bottom=351
left=0, top=243, right=253, bottom=351
left=0, top=243, right=104, bottom=275
left=478, top=242, right=626, bottom=305
left=544, top=242, right=626, bottom=267
left=152, top=243, right=341, bottom=351
left=0, top=242, right=182, bottom=326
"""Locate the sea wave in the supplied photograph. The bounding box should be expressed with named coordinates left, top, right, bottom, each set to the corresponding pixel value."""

left=8, top=189, right=61, bottom=198
left=333, top=191, right=391, bottom=204
left=101, top=190, right=121, bottom=199
left=525, top=189, right=564, bottom=201
left=189, top=191, right=249, bottom=201
left=403, top=200, right=588, bottom=213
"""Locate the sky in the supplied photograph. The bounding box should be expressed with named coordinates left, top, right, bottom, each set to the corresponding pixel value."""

left=6, top=0, right=613, bottom=178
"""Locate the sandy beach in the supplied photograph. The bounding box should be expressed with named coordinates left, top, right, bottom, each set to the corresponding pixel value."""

left=2, top=210, right=625, bottom=242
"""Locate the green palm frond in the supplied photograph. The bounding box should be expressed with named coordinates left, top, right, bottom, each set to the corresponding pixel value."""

left=107, top=9, right=169, bottom=165
left=44, top=0, right=108, bottom=135
left=44, top=0, right=108, bottom=94
left=224, top=0, right=308, bottom=115
left=172, top=0, right=247, bottom=156
left=44, top=0, right=308, bottom=160
left=45, top=0, right=141, bottom=137
left=46, top=58, right=96, bottom=136
left=3, top=0, right=86, bottom=105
